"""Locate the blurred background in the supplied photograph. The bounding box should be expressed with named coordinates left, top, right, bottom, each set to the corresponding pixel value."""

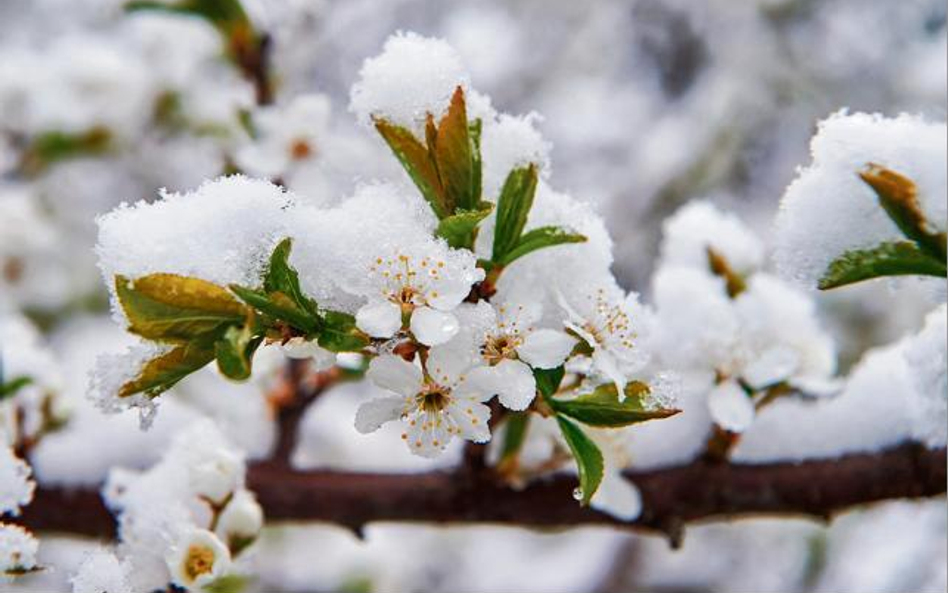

left=0, top=0, right=945, bottom=591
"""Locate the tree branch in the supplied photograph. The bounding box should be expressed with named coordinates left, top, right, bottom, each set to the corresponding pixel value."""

left=19, top=444, right=945, bottom=546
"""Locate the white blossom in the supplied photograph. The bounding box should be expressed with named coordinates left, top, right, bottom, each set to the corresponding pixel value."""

left=235, top=93, right=332, bottom=179
left=165, top=528, right=231, bottom=590
left=356, top=350, right=499, bottom=457
left=215, top=489, right=264, bottom=551
left=446, top=300, right=574, bottom=410
left=353, top=238, right=483, bottom=346
left=557, top=282, right=650, bottom=398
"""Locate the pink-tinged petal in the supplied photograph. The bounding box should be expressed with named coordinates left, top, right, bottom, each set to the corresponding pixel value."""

left=410, top=306, right=460, bottom=346
left=465, top=360, right=536, bottom=410
left=354, top=397, right=407, bottom=434
left=356, top=300, right=401, bottom=338
left=366, top=355, right=423, bottom=396
left=708, top=380, right=755, bottom=433
left=518, top=329, right=576, bottom=369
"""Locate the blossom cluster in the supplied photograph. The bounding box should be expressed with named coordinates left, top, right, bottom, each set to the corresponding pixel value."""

left=85, top=420, right=262, bottom=592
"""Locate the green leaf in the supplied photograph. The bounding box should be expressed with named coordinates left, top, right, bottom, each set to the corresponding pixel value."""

left=818, top=241, right=947, bottom=290
left=126, top=0, right=251, bottom=37
left=548, top=382, right=680, bottom=428
left=229, top=285, right=318, bottom=334
left=118, top=340, right=217, bottom=398
left=203, top=573, right=251, bottom=593
left=436, top=205, right=493, bottom=249
left=468, top=119, right=483, bottom=211
left=492, top=164, right=538, bottom=261
left=497, top=225, right=587, bottom=267
left=0, top=376, right=32, bottom=400
left=498, top=411, right=530, bottom=462
left=555, top=416, right=604, bottom=506
left=534, top=366, right=565, bottom=398
left=19, top=127, right=111, bottom=175
left=115, top=274, right=249, bottom=343
left=214, top=324, right=261, bottom=380
left=375, top=119, right=447, bottom=218
left=263, top=238, right=318, bottom=316
left=318, top=311, right=369, bottom=352
left=861, top=164, right=947, bottom=260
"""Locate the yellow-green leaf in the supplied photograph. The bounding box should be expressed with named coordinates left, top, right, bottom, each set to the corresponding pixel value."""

left=115, top=274, right=249, bottom=343
left=118, top=341, right=217, bottom=398
left=214, top=324, right=261, bottom=380
left=549, top=381, right=680, bottom=428
left=375, top=119, right=447, bottom=218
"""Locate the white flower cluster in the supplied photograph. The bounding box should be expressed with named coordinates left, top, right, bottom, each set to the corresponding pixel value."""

left=651, top=201, right=838, bottom=434
left=101, top=420, right=262, bottom=591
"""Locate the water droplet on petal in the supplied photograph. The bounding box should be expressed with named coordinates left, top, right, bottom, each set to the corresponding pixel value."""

left=572, top=487, right=583, bottom=501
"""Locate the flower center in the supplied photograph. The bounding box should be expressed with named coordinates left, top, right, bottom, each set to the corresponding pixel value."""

left=289, top=138, right=313, bottom=160
left=585, top=290, right=635, bottom=350
left=416, top=384, right=451, bottom=413
left=183, top=544, right=216, bottom=582
left=481, top=334, right=519, bottom=365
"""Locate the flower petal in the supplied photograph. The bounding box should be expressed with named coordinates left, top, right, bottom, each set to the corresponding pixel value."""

left=592, top=348, right=627, bottom=399
left=356, top=300, right=402, bottom=338
left=354, top=397, right=407, bottom=434
left=590, top=472, right=643, bottom=521
left=410, top=306, right=460, bottom=346
left=404, top=411, right=452, bottom=458
left=426, top=342, right=477, bottom=386
left=446, top=401, right=492, bottom=442
left=742, top=346, right=800, bottom=390
left=465, top=360, right=536, bottom=410
left=518, top=329, right=576, bottom=369
left=708, top=380, right=755, bottom=433
left=280, top=337, right=337, bottom=371
left=366, top=355, right=423, bottom=396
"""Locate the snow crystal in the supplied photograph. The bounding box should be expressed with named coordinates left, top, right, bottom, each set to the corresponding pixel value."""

left=480, top=112, right=551, bottom=200
left=0, top=447, right=33, bottom=516
left=904, top=305, right=947, bottom=448
left=350, top=32, right=470, bottom=137
left=95, top=175, right=295, bottom=314
left=287, top=181, right=437, bottom=313
left=71, top=549, right=132, bottom=593
left=774, top=111, right=947, bottom=287
left=660, top=200, right=765, bottom=275
left=87, top=340, right=167, bottom=426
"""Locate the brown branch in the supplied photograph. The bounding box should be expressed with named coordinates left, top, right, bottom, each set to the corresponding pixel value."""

left=19, top=444, right=946, bottom=546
